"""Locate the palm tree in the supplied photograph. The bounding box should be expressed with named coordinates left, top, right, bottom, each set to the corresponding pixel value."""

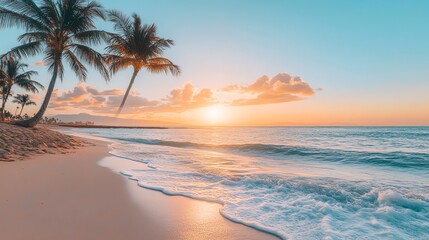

left=12, top=94, right=36, bottom=116
left=0, top=0, right=109, bottom=127
left=105, top=11, right=180, bottom=116
left=0, top=57, right=42, bottom=121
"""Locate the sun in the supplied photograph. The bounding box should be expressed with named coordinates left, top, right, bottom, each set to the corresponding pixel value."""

left=204, top=105, right=225, bottom=124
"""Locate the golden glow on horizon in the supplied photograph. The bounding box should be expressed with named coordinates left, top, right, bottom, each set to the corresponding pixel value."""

left=203, top=105, right=225, bottom=125
left=12, top=70, right=425, bottom=126
left=18, top=81, right=429, bottom=127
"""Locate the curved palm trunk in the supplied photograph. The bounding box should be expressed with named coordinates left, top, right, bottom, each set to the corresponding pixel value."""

left=14, top=65, right=58, bottom=127
left=116, top=69, right=139, bottom=117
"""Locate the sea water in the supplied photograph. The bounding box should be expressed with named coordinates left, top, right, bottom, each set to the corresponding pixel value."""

left=73, top=127, right=429, bottom=240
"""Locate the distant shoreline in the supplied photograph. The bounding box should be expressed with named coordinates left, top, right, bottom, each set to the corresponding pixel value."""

left=58, top=124, right=168, bottom=129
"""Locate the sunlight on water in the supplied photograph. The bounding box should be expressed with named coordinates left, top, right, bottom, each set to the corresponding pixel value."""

left=75, top=127, right=429, bottom=239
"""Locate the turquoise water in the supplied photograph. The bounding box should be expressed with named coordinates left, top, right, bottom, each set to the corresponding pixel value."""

left=74, top=127, right=429, bottom=239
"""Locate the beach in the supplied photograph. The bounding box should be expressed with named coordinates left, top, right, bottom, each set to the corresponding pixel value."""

left=0, top=0, right=428, bottom=239
left=2, top=124, right=429, bottom=239
left=0, top=125, right=278, bottom=240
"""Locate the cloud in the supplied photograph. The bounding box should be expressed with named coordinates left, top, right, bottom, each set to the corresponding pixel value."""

left=30, top=94, right=41, bottom=100
left=99, top=89, right=123, bottom=96
left=32, top=61, right=46, bottom=67
left=221, top=84, right=240, bottom=92
left=49, top=83, right=161, bottom=114
left=49, top=82, right=214, bottom=114
left=231, top=93, right=302, bottom=106
left=106, top=95, right=159, bottom=108
left=166, top=83, right=214, bottom=108
left=48, top=73, right=317, bottom=115
left=56, top=84, right=87, bottom=102
left=223, top=73, right=316, bottom=106
left=135, top=83, right=215, bottom=113
left=49, top=83, right=124, bottom=111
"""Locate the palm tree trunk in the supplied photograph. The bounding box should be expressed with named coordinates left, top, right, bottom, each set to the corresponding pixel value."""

left=0, top=94, right=5, bottom=121
left=1, top=88, right=11, bottom=121
left=14, top=64, right=58, bottom=127
left=19, top=104, right=24, bottom=116
left=116, top=69, right=139, bottom=117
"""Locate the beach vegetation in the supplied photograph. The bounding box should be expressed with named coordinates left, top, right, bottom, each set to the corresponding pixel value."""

left=0, top=0, right=109, bottom=127
left=12, top=94, right=37, bottom=117
left=105, top=11, right=180, bottom=116
left=0, top=57, right=42, bottom=121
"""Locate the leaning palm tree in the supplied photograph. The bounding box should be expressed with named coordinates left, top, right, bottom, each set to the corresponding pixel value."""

left=105, top=11, right=180, bottom=116
left=0, top=57, right=42, bottom=121
left=12, top=94, right=36, bottom=116
left=0, top=0, right=109, bottom=127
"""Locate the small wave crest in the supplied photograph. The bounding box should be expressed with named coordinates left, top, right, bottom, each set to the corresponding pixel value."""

left=112, top=137, right=429, bottom=169
left=378, top=189, right=429, bottom=212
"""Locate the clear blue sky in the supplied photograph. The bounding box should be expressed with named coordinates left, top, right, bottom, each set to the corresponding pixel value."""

left=1, top=0, right=428, bottom=125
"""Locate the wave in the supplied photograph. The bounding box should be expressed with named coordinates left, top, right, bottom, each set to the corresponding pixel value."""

left=112, top=137, right=429, bottom=169
left=115, top=164, right=429, bottom=240
left=91, top=127, right=429, bottom=239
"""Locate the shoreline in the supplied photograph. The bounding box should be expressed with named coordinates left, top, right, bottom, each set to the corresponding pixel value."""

left=57, top=124, right=168, bottom=129
left=0, top=133, right=279, bottom=240
left=100, top=155, right=283, bottom=240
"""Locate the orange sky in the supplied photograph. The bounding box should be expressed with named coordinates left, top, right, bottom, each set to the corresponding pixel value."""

left=35, top=72, right=428, bottom=126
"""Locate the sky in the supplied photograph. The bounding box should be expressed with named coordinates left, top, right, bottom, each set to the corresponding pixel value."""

left=1, top=0, right=429, bottom=126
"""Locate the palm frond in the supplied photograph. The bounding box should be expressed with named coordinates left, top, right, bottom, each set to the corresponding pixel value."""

left=73, top=30, right=110, bottom=45
left=5, top=41, right=43, bottom=59
left=3, top=0, right=49, bottom=24
left=108, top=10, right=133, bottom=38
left=70, top=43, right=110, bottom=80
left=146, top=63, right=181, bottom=76
left=146, top=57, right=181, bottom=76
left=15, top=79, right=44, bottom=93
left=147, top=38, right=174, bottom=57
left=15, top=70, right=38, bottom=81
left=18, top=31, right=49, bottom=42
left=64, top=50, right=87, bottom=81
left=0, top=7, right=48, bottom=31
left=26, top=100, right=37, bottom=106
left=106, top=55, right=136, bottom=75
left=40, top=0, right=60, bottom=28
left=57, top=60, right=65, bottom=81
left=12, top=93, right=37, bottom=106
left=65, top=0, right=105, bottom=33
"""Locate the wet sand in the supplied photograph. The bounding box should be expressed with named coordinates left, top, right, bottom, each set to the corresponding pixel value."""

left=0, top=136, right=279, bottom=240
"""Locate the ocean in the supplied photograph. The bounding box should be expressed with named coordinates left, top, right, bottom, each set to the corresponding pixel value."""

left=72, top=126, right=429, bottom=240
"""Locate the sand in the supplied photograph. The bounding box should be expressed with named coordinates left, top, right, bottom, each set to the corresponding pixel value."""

left=0, top=123, right=86, bottom=161
left=0, top=132, right=279, bottom=239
